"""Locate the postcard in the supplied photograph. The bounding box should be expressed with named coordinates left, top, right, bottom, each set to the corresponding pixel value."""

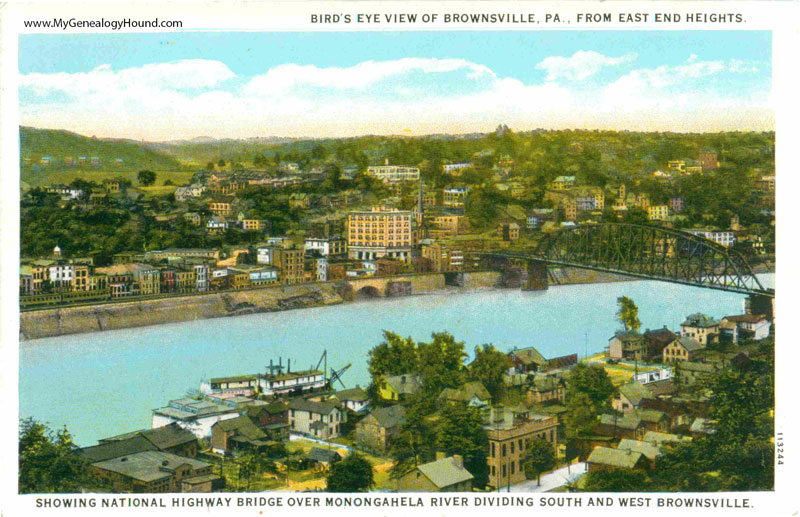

left=1, top=1, right=797, bottom=516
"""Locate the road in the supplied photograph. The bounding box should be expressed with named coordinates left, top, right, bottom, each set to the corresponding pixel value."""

left=506, top=462, right=587, bottom=493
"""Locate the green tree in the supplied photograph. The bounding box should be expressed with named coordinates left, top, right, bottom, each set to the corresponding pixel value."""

left=435, top=402, right=490, bottom=488
left=137, top=169, right=156, bottom=186
left=206, top=161, right=215, bottom=171
left=367, top=331, right=419, bottom=380
left=616, top=296, right=641, bottom=333
left=326, top=454, right=374, bottom=492
left=468, top=344, right=509, bottom=401
left=417, top=332, right=466, bottom=396
left=523, top=438, right=556, bottom=486
left=218, top=159, right=226, bottom=168
left=19, top=418, right=105, bottom=493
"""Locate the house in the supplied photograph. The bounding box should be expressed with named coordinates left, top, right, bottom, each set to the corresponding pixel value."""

left=90, top=451, right=219, bottom=493
left=245, top=400, right=289, bottom=440
left=378, top=374, right=423, bottom=402
left=612, top=383, right=653, bottom=413
left=95, top=423, right=199, bottom=458
left=210, top=415, right=272, bottom=455
left=587, top=447, right=649, bottom=472
left=508, top=346, right=547, bottom=373
left=720, top=315, right=771, bottom=343
left=662, top=336, right=704, bottom=363
left=677, top=361, right=720, bottom=386
left=331, top=386, right=370, bottom=414
left=396, top=453, right=473, bottom=492
left=355, top=405, right=407, bottom=453
left=526, top=376, right=566, bottom=405
left=680, top=313, right=720, bottom=346
left=598, top=413, right=644, bottom=440
left=288, top=398, right=345, bottom=439
left=636, top=409, right=670, bottom=433
left=608, top=331, right=647, bottom=361
left=644, top=327, right=677, bottom=360
left=616, top=439, right=661, bottom=462
left=307, top=447, right=343, bottom=466
left=439, top=381, right=492, bottom=407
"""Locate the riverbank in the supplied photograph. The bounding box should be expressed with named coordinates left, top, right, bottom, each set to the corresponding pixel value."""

left=19, top=272, right=501, bottom=341
left=18, top=265, right=773, bottom=341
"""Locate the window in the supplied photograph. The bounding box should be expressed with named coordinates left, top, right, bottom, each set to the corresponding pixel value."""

left=511, top=462, right=515, bottom=474
left=491, top=443, right=495, bottom=457
left=502, top=444, right=506, bottom=457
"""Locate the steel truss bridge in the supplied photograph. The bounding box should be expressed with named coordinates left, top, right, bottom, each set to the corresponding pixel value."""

left=487, top=223, right=773, bottom=297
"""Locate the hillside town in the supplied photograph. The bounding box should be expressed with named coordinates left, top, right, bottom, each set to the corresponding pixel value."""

left=19, top=126, right=775, bottom=494
left=20, top=127, right=775, bottom=309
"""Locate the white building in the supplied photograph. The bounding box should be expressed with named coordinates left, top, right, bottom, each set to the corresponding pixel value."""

left=152, top=398, right=241, bottom=438
left=687, top=230, right=736, bottom=248
left=48, top=264, right=74, bottom=287
left=194, top=264, right=209, bottom=292
left=304, top=236, right=346, bottom=257
left=443, top=163, right=473, bottom=174
left=366, top=165, right=420, bottom=183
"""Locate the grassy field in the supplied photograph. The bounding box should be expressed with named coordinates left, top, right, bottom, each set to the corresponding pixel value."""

left=21, top=169, right=195, bottom=189
left=582, top=353, right=666, bottom=386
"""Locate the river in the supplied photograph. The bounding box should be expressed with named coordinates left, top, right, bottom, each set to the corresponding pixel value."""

left=19, top=274, right=773, bottom=446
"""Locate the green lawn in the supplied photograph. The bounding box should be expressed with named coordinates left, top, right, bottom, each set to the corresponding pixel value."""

left=21, top=168, right=195, bottom=189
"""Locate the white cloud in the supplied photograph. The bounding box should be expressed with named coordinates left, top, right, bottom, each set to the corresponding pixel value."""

left=242, top=57, right=495, bottom=97
left=602, top=55, right=763, bottom=110
left=18, top=54, right=771, bottom=140
left=20, top=59, right=235, bottom=97
left=536, top=51, right=637, bottom=81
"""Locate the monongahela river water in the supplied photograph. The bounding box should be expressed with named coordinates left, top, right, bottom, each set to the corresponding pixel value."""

left=20, top=275, right=773, bottom=446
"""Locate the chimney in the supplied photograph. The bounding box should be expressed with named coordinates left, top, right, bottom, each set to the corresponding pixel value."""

left=435, top=451, right=446, bottom=461
left=452, top=455, right=464, bottom=468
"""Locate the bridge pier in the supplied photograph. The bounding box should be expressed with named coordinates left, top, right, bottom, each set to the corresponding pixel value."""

left=745, top=293, right=774, bottom=321
left=523, top=260, right=549, bottom=291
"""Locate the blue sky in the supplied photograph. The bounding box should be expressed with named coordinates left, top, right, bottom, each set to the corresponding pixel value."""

left=18, top=31, right=772, bottom=139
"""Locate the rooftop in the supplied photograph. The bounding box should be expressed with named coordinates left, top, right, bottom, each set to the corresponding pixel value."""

left=416, top=457, right=474, bottom=488
left=587, top=447, right=645, bottom=469
left=91, top=451, right=210, bottom=483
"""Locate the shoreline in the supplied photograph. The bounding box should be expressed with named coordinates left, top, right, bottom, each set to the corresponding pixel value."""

left=19, top=267, right=773, bottom=341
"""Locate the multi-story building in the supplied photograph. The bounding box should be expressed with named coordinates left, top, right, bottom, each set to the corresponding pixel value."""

left=443, top=187, right=469, bottom=210
left=428, top=214, right=470, bottom=237
left=698, top=151, right=718, bottom=170
left=484, top=407, right=559, bottom=490
left=48, top=263, right=74, bottom=290
left=499, top=222, right=520, bottom=241
left=443, top=162, right=473, bottom=174
left=647, top=205, right=670, bottom=221
left=366, top=164, right=420, bottom=183
left=421, top=243, right=465, bottom=273
left=209, top=200, right=233, bottom=218
left=680, top=313, right=720, bottom=346
left=194, top=264, right=209, bottom=293
left=288, top=399, right=345, bottom=440
left=687, top=229, right=736, bottom=248
left=273, top=247, right=304, bottom=284
left=175, top=269, right=196, bottom=292
left=669, top=197, right=684, bottom=213
left=550, top=176, right=575, bottom=190
left=347, top=207, right=415, bottom=263
left=131, top=264, right=161, bottom=296
left=304, top=236, right=347, bottom=257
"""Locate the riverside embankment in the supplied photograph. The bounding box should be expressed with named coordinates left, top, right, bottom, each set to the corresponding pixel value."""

left=19, top=271, right=502, bottom=341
